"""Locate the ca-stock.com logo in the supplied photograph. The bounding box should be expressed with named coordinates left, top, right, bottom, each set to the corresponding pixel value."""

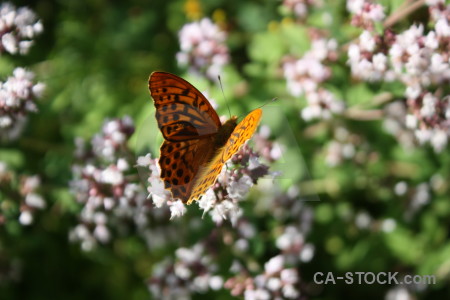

left=314, top=272, right=436, bottom=285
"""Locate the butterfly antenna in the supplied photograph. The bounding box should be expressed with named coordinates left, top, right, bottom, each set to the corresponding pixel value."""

left=237, top=97, right=278, bottom=120
left=256, top=97, right=277, bottom=110
left=218, top=75, right=232, bottom=119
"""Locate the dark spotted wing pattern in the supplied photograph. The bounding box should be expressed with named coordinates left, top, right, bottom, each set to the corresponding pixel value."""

left=149, top=72, right=221, bottom=141
left=159, top=138, right=214, bottom=203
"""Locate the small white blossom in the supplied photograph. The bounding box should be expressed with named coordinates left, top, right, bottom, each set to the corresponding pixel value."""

left=276, top=226, right=304, bottom=251
left=25, top=193, right=45, bottom=209
left=116, top=158, right=129, bottom=171
left=93, top=224, right=111, bottom=243
left=431, top=129, right=448, bottom=152
left=282, top=284, right=300, bottom=299
left=300, top=243, right=315, bottom=262
left=19, top=210, right=33, bottom=225
left=385, top=286, right=413, bottom=300
left=227, top=175, right=253, bottom=201
left=405, top=114, right=418, bottom=129
left=209, top=275, right=223, bottom=290
left=355, top=211, right=372, bottom=229
left=435, top=18, right=450, bottom=37
left=381, top=218, right=397, bottom=232
left=415, top=129, right=433, bottom=144
left=346, top=0, right=364, bottom=14
left=360, top=30, right=376, bottom=51
left=420, top=93, right=437, bottom=118
left=244, top=289, right=271, bottom=300
left=394, top=181, right=408, bottom=196
left=100, top=166, right=124, bottom=185
left=136, top=153, right=152, bottom=166
left=169, top=200, right=187, bottom=219
left=264, top=255, right=284, bottom=275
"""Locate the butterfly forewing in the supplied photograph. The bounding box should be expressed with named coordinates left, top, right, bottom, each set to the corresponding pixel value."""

left=222, top=108, right=262, bottom=162
left=149, top=72, right=221, bottom=141
left=188, top=109, right=262, bottom=204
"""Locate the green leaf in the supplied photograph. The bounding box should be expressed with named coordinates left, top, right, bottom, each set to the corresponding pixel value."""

left=248, top=32, right=286, bottom=63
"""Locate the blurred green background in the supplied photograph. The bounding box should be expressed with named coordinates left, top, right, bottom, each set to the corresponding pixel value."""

left=1, top=0, right=450, bottom=299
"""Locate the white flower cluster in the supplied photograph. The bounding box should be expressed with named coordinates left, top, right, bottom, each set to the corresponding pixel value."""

left=0, top=2, right=43, bottom=55
left=225, top=255, right=302, bottom=300
left=224, top=209, right=314, bottom=299
left=198, top=173, right=248, bottom=226
left=69, top=117, right=151, bottom=251
left=148, top=243, right=223, bottom=299
left=0, top=67, right=45, bottom=139
left=347, top=4, right=450, bottom=85
left=347, top=30, right=395, bottom=81
left=137, top=153, right=185, bottom=219
left=347, top=0, right=385, bottom=30
left=390, top=23, right=450, bottom=96
left=428, top=0, right=448, bottom=20
left=348, top=1, right=450, bottom=152
left=283, top=38, right=345, bottom=121
left=276, top=225, right=315, bottom=263
left=140, top=140, right=273, bottom=224
left=407, top=93, right=450, bottom=152
left=91, top=115, right=135, bottom=161
left=198, top=144, right=271, bottom=225
left=0, top=162, right=46, bottom=226
left=18, top=175, right=46, bottom=226
left=176, top=18, right=229, bottom=80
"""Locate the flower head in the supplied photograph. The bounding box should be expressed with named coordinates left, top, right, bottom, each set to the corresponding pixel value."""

left=176, top=18, right=229, bottom=80
left=0, top=2, right=43, bottom=55
left=0, top=68, right=45, bottom=140
left=69, top=116, right=158, bottom=250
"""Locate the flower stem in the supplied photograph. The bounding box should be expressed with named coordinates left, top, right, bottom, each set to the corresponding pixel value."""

left=383, top=0, right=427, bottom=28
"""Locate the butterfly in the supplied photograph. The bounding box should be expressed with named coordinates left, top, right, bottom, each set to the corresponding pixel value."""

left=149, top=71, right=262, bottom=204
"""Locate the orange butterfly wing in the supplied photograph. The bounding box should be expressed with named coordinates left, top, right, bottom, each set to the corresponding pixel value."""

left=149, top=71, right=262, bottom=204
left=149, top=72, right=220, bottom=202
left=189, top=108, right=262, bottom=204
left=158, top=138, right=215, bottom=202
left=149, top=72, right=221, bottom=141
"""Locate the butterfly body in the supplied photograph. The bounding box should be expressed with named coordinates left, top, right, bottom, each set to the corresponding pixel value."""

left=213, top=117, right=237, bottom=147
left=149, top=72, right=261, bottom=204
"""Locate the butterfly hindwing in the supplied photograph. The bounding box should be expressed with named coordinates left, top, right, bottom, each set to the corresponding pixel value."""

left=149, top=72, right=221, bottom=141
left=159, top=138, right=215, bottom=203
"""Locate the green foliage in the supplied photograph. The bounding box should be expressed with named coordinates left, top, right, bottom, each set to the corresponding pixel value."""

left=1, top=0, right=450, bottom=299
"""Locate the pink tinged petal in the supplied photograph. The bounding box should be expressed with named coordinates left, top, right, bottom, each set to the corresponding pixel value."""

left=264, top=255, right=284, bottom=274
left=169, top=200, right=187, bottom=219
